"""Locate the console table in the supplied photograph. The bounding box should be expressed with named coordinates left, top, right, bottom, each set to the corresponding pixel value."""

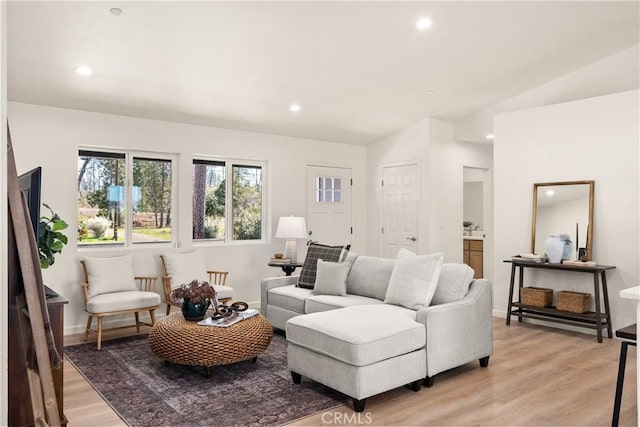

left=504, top=259, right=615, bottom=342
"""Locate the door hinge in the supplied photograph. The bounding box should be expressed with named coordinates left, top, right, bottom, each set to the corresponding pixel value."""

left=381, top=227, right=384, bottom=234
left=350, top=226, right=353, bottom=234
left=350, top=178, right=353, bottom=186
left=381, top=180, right=384, bottom=187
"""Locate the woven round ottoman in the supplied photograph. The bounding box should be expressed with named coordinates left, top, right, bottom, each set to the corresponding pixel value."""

left=148, top=312, right=273, bottom=378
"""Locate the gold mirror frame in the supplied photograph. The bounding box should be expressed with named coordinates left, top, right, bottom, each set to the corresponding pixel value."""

left=531, top=180, right=594, bottom=260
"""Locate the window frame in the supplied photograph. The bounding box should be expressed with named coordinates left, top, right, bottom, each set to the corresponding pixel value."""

left=192, top=156, right=267, bottom=245
left=78, top=147, right=178, bottom=249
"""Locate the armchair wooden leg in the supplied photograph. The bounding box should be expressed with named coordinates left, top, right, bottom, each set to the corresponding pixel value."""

left=166, top=304, right=172, bottom=316
left=135, top=312, right=140, bottom=333
left=149, top=309, right=156, bottom=325
left=97, top=317, right=104, bottom=351
left=85, top=315, right=93, bottom=341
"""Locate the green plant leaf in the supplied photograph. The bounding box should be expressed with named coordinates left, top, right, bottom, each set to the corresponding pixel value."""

left=52, top=219, right=69, bottom=231
left=38, top=203, right=68, bottom=269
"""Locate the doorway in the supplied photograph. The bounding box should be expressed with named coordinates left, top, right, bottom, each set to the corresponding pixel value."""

left=463, top=166, right=489, bottom=279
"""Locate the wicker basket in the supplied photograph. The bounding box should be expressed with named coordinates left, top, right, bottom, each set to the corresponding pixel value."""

left=520, top=287, right=553, bottom=308
left=557, top=291, right=590, bottom=313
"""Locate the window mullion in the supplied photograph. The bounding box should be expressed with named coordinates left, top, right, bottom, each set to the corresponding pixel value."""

left=125, top=153, right=133, bottom=246
left=226, top=162, right=233, bottom=243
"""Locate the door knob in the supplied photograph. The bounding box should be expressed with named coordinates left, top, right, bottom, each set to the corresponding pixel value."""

left=407, top=237, right=417, bottom=242
left=308, top=230, right=313, bottom=236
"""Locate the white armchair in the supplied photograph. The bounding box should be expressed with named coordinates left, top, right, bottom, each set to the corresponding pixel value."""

left=160, top=251, right=234, bottom=315
left=81, top=255, right=161, bottom=350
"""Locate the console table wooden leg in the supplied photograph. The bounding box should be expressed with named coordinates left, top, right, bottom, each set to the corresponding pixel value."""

left=593, top=272, right=603, bottom=343
left=506, top=264, right=516, bottom=325
left=517, top=266, right=524, bottom=323
left=602, top=271, right=613, bottom=339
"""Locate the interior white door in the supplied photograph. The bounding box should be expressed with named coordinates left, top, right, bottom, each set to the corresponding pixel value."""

left=306, top=166, right=352, bottom=246
left=381, top=163, right=419, bottom=258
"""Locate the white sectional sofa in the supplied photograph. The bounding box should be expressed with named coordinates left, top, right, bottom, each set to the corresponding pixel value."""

left=260, top=253, right=493, bottom=412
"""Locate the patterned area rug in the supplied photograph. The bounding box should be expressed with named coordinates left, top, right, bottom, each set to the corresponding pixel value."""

left=65, top=332, right=348, bottom=426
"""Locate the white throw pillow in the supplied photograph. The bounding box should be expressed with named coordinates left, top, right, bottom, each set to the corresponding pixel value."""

left=312, top=259, right=352, bottom=296
left=384, top=249, right=443, bottom=310
left=83, top=254, right=138, bottom=298
left=431, top=263, right=475, bottom=305
left=161, top=251, right=209, bottom=289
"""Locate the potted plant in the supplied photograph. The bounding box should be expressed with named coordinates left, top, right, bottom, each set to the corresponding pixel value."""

left=171, top=280, right=217, bottom=321
left=463, top=221, right=473, bottom=236
left=38, top=203, right=69, bottom=269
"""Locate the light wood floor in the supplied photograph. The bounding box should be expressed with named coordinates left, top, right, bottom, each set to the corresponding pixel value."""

left=63, top=317, right=637, bottom=426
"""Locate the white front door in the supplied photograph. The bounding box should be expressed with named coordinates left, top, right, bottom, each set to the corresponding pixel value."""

left=306, top=166, right=352, bottom=246
left=381, top=163, right=419, bottom=258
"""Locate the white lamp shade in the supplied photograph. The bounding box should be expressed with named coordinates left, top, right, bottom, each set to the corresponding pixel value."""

left=275, top=216, right=307, bottom=239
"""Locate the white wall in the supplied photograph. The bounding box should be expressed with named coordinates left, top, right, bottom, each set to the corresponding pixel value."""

left=366, top=117, right=493, bottom=272
left=455, top=45, right=640, bottom=142
left=8, top=102, right=367, bottom=335
left=493, top=90, right=640, bottom=331
left=463, top=181, right=483, bottom=229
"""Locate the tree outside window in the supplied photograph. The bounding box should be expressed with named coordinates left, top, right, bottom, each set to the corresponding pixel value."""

left=232, top=165, right=262, bottom=240
left=78, top=150, right=173, bottom=245
left=192, top=159, right=264, bottom=242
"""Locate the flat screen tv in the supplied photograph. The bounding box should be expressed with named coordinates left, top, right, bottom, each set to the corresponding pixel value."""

left=17, top=166, right=42, bottom=240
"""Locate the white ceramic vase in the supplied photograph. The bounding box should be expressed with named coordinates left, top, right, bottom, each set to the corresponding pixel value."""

left=545, top=235, right=564, bottom=263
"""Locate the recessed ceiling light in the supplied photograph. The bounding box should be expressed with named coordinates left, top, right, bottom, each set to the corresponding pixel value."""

left=416, top=17, right=433, bottom=30
left=74, top=66, right=93, bottom=76
left=110, top=8, right=123, bottom=16
left=425, top=89, right=435, bottom=95
left=289, top=104, right=301, bottom=112
left=485, top=133, right=495, bottom=140
left=546, top=190, right=555, bottom=197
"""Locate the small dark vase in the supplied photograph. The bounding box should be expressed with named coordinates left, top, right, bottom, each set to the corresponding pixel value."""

left=181, top=298, right=210, bottom=321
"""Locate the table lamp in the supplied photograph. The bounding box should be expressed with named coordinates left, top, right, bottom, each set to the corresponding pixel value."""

left=275, top=216, right=307, bottom=263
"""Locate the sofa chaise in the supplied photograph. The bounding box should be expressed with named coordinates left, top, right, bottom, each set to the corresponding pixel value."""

left=260, top=250, right=493, bottom=412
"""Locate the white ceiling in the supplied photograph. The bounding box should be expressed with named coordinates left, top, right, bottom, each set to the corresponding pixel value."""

left=7, top=1, right=640, bottom=145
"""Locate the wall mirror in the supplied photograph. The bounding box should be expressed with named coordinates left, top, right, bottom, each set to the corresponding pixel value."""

left=531, top=180, right=594, bottom=260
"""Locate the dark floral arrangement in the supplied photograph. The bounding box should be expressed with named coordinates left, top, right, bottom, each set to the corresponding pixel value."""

left=171, top=280, right=216, bottom=304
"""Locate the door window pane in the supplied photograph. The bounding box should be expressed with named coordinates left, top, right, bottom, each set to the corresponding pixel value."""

left=315, top=176, right=343, bottom=204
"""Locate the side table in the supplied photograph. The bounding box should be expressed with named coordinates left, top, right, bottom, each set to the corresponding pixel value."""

left=268, top=262, right=302, bottom=276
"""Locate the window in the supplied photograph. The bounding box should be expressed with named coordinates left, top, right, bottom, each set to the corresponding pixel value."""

left=193, top=159, right=265, bottom=242
left=78, top=150, right=174, bottom=246
left=316, top=176, right=342, bottom=203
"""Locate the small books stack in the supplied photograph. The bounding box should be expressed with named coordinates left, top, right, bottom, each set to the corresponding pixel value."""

left=270, top=258, right=292, bottom=264
left=513, top=254, right=546, bottom=263
left=198, top=309, right=259, bottom=328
